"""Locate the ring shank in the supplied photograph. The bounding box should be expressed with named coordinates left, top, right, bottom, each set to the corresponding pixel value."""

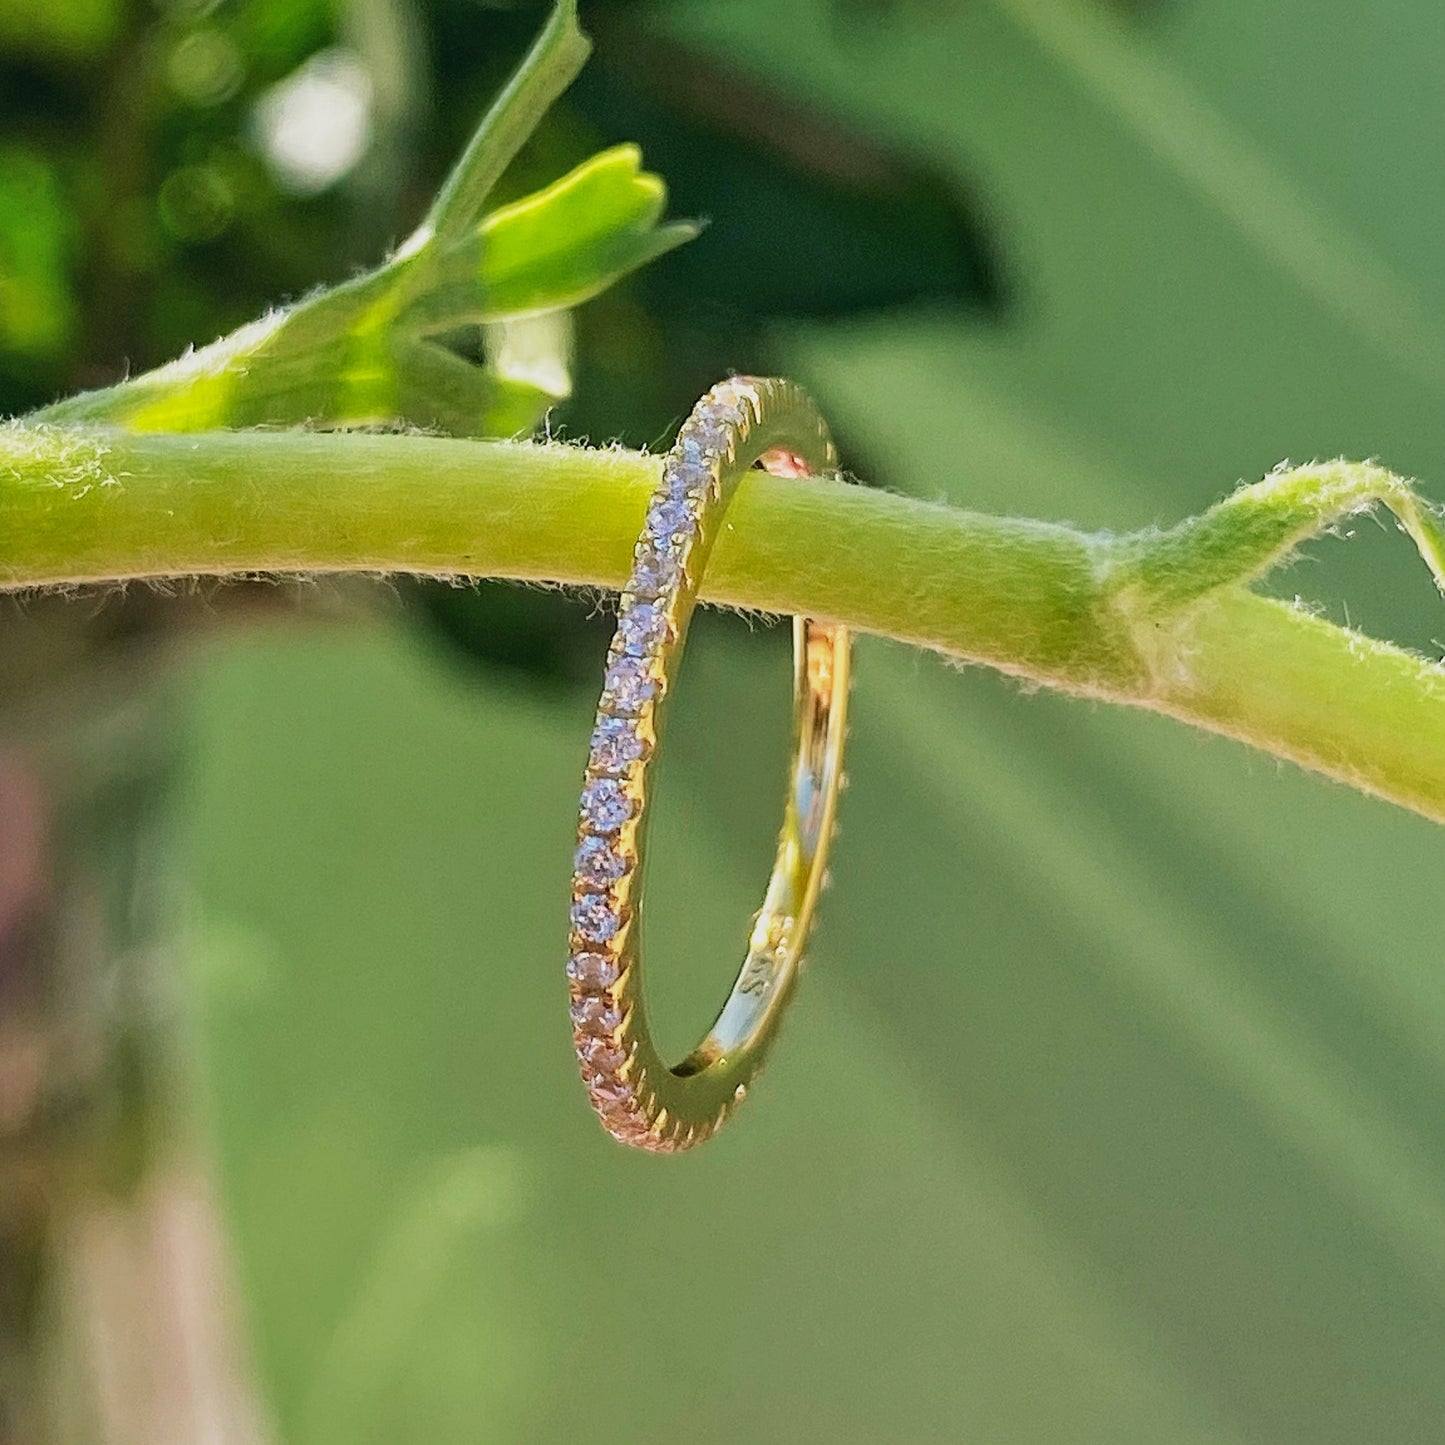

left=679, top=614, right=849, bottom=1075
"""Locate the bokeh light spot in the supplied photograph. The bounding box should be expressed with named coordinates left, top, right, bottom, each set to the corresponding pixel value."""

left=158, top=164, right=235, bottom=242
left=168, top=28, right=245, bottom=106
left=251, top=48, right=373, bottom=197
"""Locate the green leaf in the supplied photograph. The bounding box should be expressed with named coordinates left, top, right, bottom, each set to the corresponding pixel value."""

left=409, top=145, right=700, bottom=329
left=33, top=4, right=692, bottom=438
left=412, top=0, right=590, bottom=247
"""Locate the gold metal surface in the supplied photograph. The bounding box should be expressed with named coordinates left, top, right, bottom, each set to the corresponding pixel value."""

left=566, top=377, right=850, bottom=1152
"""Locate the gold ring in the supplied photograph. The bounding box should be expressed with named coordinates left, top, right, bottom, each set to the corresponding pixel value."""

left=566, top=376, right=851, bottom=1152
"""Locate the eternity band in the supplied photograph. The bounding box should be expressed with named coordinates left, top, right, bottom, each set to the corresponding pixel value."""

left=565, top=376, right=851, bottom=1153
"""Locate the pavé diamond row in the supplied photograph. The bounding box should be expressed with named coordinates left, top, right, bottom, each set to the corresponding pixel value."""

left=566, top=376, right=852, bottom=1153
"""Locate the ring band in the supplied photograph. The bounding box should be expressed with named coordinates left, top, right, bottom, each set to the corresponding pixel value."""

left=566, top=376, right=851, bottom=1153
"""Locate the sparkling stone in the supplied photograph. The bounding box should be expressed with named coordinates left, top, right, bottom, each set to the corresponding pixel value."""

left=571, top=895, right=621, bottom=944
left=568, top=952, right=619, bottom=989
left=676, top=437, right=710, bottom=468
left=589, top=716, right=645, bottom=774
left=617, top=602, right=668, bottom=655
left=601, top=1115, right=646, bottom=1143
left=580, top=777, right=632, bottom=833
left=603, top=654, right=657, bottom=713
left=630, top=544, right=680, bottom=598
left=646, top=497, right=696, bottom=547
left=699, top=394, right=745, bottom=427
left=599, top=1099, right=641, bottom=1128
left=578, top=1036, right=628, bottom=1073
left=589, top=1074, right=633, bottom=1105
left=681, top=418, right=728, bottom=455
left=571, top=996, right=623, bottom=1034
left=664, top=457, right=714, bottom=501
left=574, top=835, right=626, bottom=889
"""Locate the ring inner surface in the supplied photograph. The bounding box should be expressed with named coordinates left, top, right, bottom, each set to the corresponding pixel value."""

left=667, top=462, right=849, bottom=1078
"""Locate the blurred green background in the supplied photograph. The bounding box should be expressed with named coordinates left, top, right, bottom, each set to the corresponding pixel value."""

left=9, top=0, right=1445, bottom=1440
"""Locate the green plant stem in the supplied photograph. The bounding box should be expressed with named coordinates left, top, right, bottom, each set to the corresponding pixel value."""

left=4, top=423, right=1445, bottom=823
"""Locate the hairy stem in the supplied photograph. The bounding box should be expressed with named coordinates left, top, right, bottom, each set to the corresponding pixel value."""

left=3, top=423, right=1444, bottom=823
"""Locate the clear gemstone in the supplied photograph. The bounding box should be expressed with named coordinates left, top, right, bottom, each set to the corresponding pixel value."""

left=568, top=952, right=619, bottom=989
left=598, top=1098, right=641, bottom=1128
left=665, top=458, right=714, bottom=501
left=603, top=655, right=657, bottom=713
left=681, top=418, right=728, bottom=454
left=630, top=544, right=680, bottom=598
left=571, top=895, right=621, bottom=944
left=574, top=835, right=626, bottom=889
left=589, top=717, right=645, bottom=773
left=646, top=497, right=696, bottom=547
left=580, top=777, right=632, bottom=833
left=618, top=602, right=668, bottom=655
left=700, top=395, right=745, bottom=426
left=571, top=996, right=623, bottom=1034
left=589, top=1074, right=632, bottom=1104
left=602, top=1115, right=645, bottom=1143
left=578, top=1036, right=628, bottom=1073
